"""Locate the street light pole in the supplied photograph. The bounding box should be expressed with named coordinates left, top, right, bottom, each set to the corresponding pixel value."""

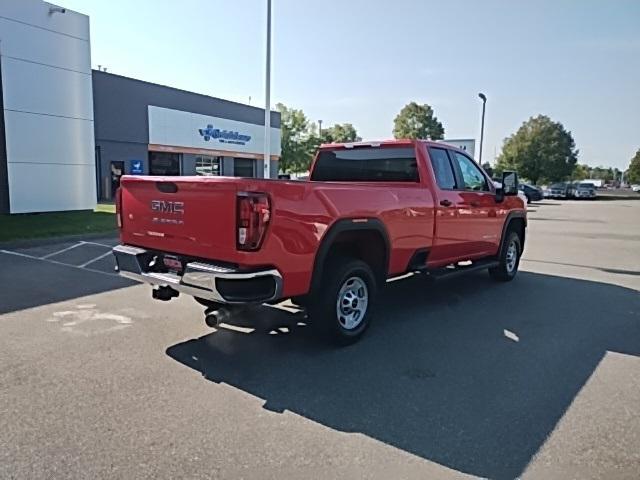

left=318, top=119, right=323, bottom=139
left=263, top=0, right=272, bottom=179
left=478, top=93, right=487, bottom=164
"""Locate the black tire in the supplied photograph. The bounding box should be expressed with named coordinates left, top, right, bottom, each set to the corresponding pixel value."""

left=489, top=230, right=522, bottom=282
left=308, top=258, right=377, bottom=345
left=290, top=295, right=309, bottom=308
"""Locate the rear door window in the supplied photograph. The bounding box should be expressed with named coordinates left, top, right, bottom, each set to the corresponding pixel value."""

left=428, top=147, right=457, bottom=190
left=310, top=147, right=419, bottom=182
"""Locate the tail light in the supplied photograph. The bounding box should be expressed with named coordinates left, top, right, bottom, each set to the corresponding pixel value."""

left=236, top=192, right=270, bottom=251
left=115, top=187, right=123, bottom=228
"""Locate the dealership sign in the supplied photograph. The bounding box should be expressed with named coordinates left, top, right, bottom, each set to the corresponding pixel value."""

left=148, top=106, right=280, bottom=157
left=198, top=124, right=251, bottom=145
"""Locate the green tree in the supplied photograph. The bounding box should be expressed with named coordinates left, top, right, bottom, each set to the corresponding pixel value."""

left=277, top=103, right=316, bottom=173
left=572, top=163, right=591, bottom=181
left=496, top=115, right=578, bottom=185
left=627, top=148, right=640, bottom=184
left=392, top=102, right=444, bottom=140
left=321, top=123, right=360, bottom=143
left=587, top=166, right=623, bottom=183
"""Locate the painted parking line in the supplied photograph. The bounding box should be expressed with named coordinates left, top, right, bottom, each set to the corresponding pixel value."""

left=0, top=249, right=122, bottom=278
left=82, top=241, right=118, bottom=248
left=41, top=242, right=85, bottom=259
left=78, top=250, right=115, bottom=268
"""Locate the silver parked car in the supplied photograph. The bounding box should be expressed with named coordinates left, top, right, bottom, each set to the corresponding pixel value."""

left=574, top=182, right=597, bottom=199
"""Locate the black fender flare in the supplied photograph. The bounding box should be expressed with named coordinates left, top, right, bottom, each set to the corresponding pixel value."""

left=499, top=211, right=527, bottom=257
left=309, top=218, right=391, bottom=294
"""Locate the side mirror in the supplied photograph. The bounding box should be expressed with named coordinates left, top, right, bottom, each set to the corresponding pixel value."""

left=502, top=171, right=518, bottom=196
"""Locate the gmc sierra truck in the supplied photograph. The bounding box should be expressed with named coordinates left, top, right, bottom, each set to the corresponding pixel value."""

left=113, top=140, right=526, bottom=344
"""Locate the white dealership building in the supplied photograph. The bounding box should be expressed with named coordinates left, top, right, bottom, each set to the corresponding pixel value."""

left=0, top=0, right=95, bottom=214
left=0, top=0, right=281, bottom=213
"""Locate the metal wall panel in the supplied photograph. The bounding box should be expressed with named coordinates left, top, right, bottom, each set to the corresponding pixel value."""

left=0, top=18, right=90, bottom=73
left=0, top=1, right=95, bottom=212
left=4, top=110, right=94, bottom=165
left=2, top=57, right=93, bottom=119
left=0, top=0, right=90, bottom=40
left=7, top=162, right=96, bottom=213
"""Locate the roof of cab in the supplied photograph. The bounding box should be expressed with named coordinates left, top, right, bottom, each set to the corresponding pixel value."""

left=319, top=139, right=467, bottom=153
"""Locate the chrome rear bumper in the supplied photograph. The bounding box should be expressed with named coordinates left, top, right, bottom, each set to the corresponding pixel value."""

left=112, top=245, right=282, bottom=304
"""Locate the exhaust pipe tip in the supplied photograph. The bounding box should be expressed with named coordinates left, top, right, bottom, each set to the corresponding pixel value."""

left=204, top=307, right=236, bottom=328
left=205, top=312, right=220, bottom=328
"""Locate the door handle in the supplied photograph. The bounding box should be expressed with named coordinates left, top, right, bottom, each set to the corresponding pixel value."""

left=440, top=199, right=453, bottom=207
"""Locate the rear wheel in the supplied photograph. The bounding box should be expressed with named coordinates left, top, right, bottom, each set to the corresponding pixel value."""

left=489, top=230, right=522, bottom=282
left=308, top=258, right=377, bottom=345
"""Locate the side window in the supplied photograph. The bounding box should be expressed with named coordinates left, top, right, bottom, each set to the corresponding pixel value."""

left=452, top=152, right=489, bottom=191
left=428, top=147, right=456, bottom=190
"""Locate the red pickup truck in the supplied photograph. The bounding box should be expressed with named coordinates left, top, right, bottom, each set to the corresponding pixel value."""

left=113, top=140, right=526, bottom=344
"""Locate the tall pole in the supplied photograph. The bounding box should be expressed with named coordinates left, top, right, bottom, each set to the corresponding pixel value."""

left=478, top=93, right=487, bottom=164
left=318, top=119, right=323, bottom=139
left=263, top=0, right=272, bottom=178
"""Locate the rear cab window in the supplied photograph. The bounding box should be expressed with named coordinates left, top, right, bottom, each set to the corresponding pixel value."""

left=310, top=147, right=419, bottom=182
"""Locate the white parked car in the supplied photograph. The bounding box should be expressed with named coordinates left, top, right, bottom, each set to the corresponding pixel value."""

left=632, top=184, right=640, bottom=193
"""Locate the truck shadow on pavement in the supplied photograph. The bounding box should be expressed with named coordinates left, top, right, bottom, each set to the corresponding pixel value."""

left=166, top=272, right=640, bottom=480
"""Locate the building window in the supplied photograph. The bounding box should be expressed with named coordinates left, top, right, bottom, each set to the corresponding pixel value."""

left=195, top=156, right=222, bottom=176
left=234, top=158, right=256, bottom=177
left=149, top=152, right=181, bottom=175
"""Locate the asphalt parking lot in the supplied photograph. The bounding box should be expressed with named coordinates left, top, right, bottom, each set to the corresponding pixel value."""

left=1, top=200, right=639, bottom=479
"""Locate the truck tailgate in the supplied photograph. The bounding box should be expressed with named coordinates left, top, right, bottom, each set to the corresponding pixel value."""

left=119, top=176, right=238, bottom=259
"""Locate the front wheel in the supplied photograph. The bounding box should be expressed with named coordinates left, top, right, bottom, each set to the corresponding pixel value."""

left=308, top=258, right=377, bottom=345
left=489, top=231, right=522, bottom=282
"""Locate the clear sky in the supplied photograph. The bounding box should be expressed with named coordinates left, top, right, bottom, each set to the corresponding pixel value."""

left=59, top=0, right=640, bottom=170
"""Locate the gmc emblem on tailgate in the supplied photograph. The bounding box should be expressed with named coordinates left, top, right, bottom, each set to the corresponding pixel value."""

left=151, top=200, right=184, bottom=215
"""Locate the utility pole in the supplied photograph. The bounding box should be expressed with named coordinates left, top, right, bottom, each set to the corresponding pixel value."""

left=318, top=119, right=323, bottom=139
left=263, top=0, right=272, bottom=178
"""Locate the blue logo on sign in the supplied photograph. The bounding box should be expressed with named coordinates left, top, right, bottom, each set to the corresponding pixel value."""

left=199, top=124, right=251, bottom=146
left=131, top=160, right=143, bottom=175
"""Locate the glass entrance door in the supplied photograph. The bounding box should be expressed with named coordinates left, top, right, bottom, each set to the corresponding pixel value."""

left=110, top=161, right=124, bottom=199
left=195, top=156, right=222, bottom=176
